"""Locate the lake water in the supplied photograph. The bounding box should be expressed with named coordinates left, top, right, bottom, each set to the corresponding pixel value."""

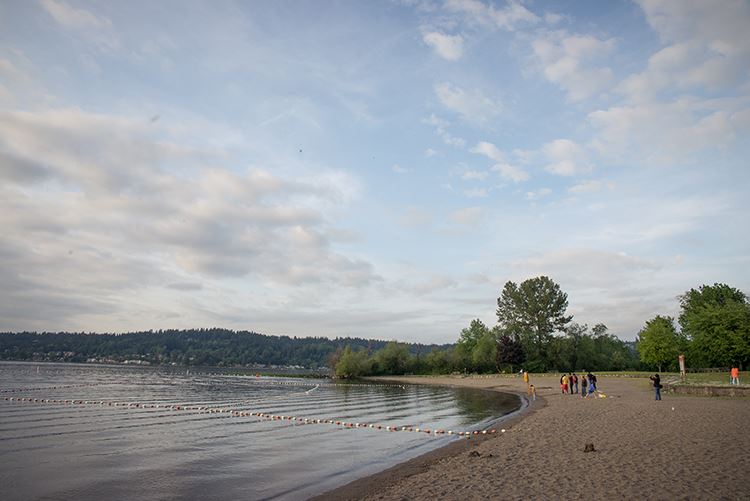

left=0, top=362, right=521, bottom=500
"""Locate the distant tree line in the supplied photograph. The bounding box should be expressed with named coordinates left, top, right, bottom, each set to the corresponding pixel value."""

left=335, top=276, right=641, bottom=378
left=334, top=277, right=750, bottom=378
left=0, top=328, right=447, bottom=369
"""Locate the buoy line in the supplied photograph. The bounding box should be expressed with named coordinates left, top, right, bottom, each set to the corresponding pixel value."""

left=177, top=373, right=411, bottom=390
left=2, top=395, right=499, bottom=439
left=0, top=383, right=107, bottom=394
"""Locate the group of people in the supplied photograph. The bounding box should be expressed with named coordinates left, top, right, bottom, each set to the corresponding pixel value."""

left=559, top=371, right=598, bottom=397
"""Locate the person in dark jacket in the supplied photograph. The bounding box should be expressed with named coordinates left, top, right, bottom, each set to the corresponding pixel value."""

left=649, top=373, right=662, bottom=400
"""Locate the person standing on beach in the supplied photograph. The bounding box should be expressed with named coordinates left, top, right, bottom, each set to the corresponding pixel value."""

left=587, top=371, right=596, bottom=396
left=730, top=367, right=740, bottom=385
left=650, top=373, right=662, bottom=400
left=580, top=374, right=588, bottom=398
left=562, top=373, right=569, bottom=394
left=571, top=372, right=578, bottom=394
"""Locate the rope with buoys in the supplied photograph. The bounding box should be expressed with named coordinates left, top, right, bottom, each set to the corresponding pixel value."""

left=0, top=383, right=107, bottom=394
left=2, top=395, right=501, bottom=439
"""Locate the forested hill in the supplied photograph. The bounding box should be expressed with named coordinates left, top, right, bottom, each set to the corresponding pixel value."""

left=0, top=329, right=449, bottom=369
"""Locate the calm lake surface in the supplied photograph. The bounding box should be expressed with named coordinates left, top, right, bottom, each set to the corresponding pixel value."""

left=0, top=362, right=521, bottom=500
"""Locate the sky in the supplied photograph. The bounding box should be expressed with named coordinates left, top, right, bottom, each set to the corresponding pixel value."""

left=1, top=0, right=749, bottom=343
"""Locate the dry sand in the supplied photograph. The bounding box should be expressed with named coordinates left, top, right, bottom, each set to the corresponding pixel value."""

left=315, top=375, right=750, bottom=501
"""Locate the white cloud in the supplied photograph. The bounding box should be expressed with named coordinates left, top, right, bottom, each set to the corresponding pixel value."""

left=634, top=0, right=750, bottom=91
left=422, top=113, right=466, bottom=148
left=471, top=141, right=528, bottom=182
left=424, top=148, right=438, bottom=157
left=0, top=107, right=380, bottom=315
left=509, top=248, right=672, bottom=337
left=588, top=100, right=744, bottom=164
left=525, top=187, right=551, bottom=200
left=434, top=82, right=502, bottom=124
left=471, top=141, right=504, bottom=162
left=449, top=206, right=483, bottom=226
left=531, top=31, right=615, bottom=101
left=542, top=139, right=592, bottom=176
left=40, top=0, right=118, bottom=50
left=463, top=187, right=489, bottom=198
left=422, top=31, right=464, bottom=61
left=491, top=162, right=529, bottom=183
left=461, top=169, right=488, bottom=181
left=568, top=179, right=613, bottom=194
left=407, top=274, right=458, bottom=295
left=445, top=0, right=539, bottom=31
left=392, top=163, right=409, bottom=174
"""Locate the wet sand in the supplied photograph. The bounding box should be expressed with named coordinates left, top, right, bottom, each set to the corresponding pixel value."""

left=315, top=375, right=750, bottom=501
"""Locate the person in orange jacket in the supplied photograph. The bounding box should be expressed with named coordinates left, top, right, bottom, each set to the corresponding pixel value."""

left=730, top=367, right=740, bottom=385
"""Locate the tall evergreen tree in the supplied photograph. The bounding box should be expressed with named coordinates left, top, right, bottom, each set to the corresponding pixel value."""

left=496, top=276, right=572, bottom=370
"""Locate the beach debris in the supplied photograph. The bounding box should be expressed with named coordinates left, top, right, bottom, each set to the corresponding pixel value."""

left=583, top=443, right=596, bottom=453
left=468, top=450, right=481, bottom=457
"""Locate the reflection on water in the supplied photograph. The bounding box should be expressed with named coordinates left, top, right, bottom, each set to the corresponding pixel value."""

left=0, top=362, right=520, bottom=500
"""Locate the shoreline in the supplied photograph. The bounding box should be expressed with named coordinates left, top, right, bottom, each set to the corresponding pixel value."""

left=311, top=376, right=543, bottom=501
left=312, top=374, right=750, bottom=501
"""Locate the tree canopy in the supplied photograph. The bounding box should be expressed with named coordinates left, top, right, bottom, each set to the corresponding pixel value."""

left=679, top=283, right=750, bottom=368
left=637, top=316, right=682, bottom=372
left=496, top=276, right=572, bottom=370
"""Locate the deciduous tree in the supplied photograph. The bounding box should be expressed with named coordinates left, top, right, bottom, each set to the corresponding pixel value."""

left=637, top=316, right=682, bottom=372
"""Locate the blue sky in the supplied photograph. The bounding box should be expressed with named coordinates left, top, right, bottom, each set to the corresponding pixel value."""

left=1, top=0, right=748, bottom=343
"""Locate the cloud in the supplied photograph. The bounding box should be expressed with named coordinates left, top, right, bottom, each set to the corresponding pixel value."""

left=461, top=169, right=488, bottom=181
left=422, top=31, right=464, bottom=61
left=166, top=282, right=203, bottom=291
left=392, top=163, right=410, bottom=174
left=463, top=187, right=489, bottom=198
left=424, top=148, right=438, bottom=157
left=449, top=206, right=483, bottom=226
left=531, top=31, right=615, bottom=101
left=542, top=139, right=592, bottom=176
left=491, top=162, right=529, bottom=182
left=434, top=82, right=502, bottom=124
left=633, top=0, right=750, bottom=91
left=0, top=107, right=380, bottom=315
left=588, top=100, right=745, bottom=164
left=525, top=187, right=551, bottom=201
left=507, top=248, right=674, bottom=337
left=40, top=0, right=118, bottom=50
left=422, top=113, right=466, bottom=148
left=445, top=0, right=539, bottom=31
left=471, top=141, right=504, bottom=162
left=399, top=206, right=432, bottom=227
left=407, top=274, right=458, bottom=295
left=470, top=141, right=528, bottom=182
left=568, top=179, right=613, bottom=194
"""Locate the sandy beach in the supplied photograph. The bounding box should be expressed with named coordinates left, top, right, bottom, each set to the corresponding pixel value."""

left=316, top=375, right=750, bottom=501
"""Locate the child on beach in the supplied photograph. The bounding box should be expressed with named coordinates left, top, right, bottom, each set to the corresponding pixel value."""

left=580, top=374, right=588, bottom=398
left=561, top=374, right=569, bottom=394
left=730, top=367, right=740, bottom=385
left=528, top=384, right=536, bottom=401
